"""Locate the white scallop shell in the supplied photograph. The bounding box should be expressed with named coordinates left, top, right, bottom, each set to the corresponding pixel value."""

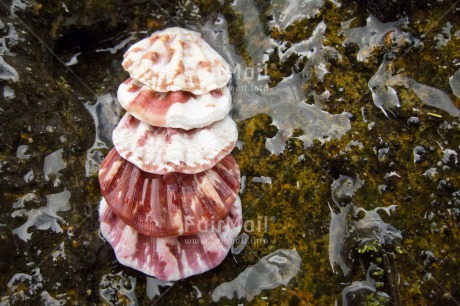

left=122, top=27, right=232, bottom=95
left=112, top=114, right=238, bottom=174
left=99, top=196, right=242, bottom=281
left=117, top=78, right=232, bottom=129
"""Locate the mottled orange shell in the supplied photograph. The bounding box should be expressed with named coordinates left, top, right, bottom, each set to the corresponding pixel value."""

left=122, top=27, right=232, bottom=95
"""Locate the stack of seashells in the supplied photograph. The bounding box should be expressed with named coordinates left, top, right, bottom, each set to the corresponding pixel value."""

left=98, top=27, right=242, bottom=281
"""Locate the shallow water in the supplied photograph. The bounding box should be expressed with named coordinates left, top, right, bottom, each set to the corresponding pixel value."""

left=1, top=0, right=459, bottom=305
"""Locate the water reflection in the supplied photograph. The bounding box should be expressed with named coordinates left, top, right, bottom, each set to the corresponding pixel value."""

left=145, top=277, right=174, bottom=300
left=211, top=248, right=301, bottom=302
left=203, top=12, right=351, bottom=155
left=328, top=175, right=402, bottom=304
left=84, top=93, right=121, bottom=177
left=11, top=190, right=71, bottom=242
left=99, top=272, right=137, bottom=305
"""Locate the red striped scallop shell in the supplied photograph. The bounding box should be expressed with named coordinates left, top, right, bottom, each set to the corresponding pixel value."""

left=117, top=78, right=231, bottom=129
left=99, top=196, right=242, bottom=281
left=112, top=114, right=237, bottom=174
left=98, top=148, right=240, bottom=237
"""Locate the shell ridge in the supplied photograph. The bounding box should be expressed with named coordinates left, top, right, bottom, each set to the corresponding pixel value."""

left=99, top=196, right=243, bottom=280
left=113, top=114, right=237, bottom=174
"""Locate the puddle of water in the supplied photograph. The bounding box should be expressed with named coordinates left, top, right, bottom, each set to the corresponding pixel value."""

left=203, top=14, right=352, bottom=155
left=145, top=277, right=174, bottom=300
left=369, top=59, right=460, bottom=117
left=43, top=149, right=66, bottom=187
left=99, top=272, right=137, bottom=305
left=84, top=93, right=121, bottom=177
left=11, top=190, right=71, bottom=242
left=329, top=174, right=402, bottom=304
left=341, top=15, right=421, bottom=62
left=211, top=248, right=301, bottom=302
left=450, top=69, right=460, bottom=98
left=435, top=21, right=453, bottom=49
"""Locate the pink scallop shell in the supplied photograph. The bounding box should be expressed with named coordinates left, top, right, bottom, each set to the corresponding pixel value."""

left=117, top=78, right=232, bottom=129
left=112, top=114, right=237, bottom=174
left=99, top=196, right=242, bottom=281
left=99, top=148, right=240, bottom=237
left=122, top=27, right=232, bottom=95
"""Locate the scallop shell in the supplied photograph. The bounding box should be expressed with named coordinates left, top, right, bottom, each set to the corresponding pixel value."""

left=99, top=196, right=242, bottom=281
left=117, top=78, right=232, bottom=129
left=99, top=148, right=240, bottom=237
left=122, top=27, right=232, bottom=95
left=112, top=113, right=238, bottom=174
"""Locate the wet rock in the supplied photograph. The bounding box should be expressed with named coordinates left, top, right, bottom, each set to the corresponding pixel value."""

left=413, top=145, right=426, bottom=163
left=0, top=226, right=14, bottom=275
left=407, top=116, right=421, bottom=126
left=364, top=0, right=404, bottom=22
left=420, top=250, right=436, bottom=267
left=211, top=249, right=301, bottom=302
left=99, top=272, right=138, bottom=305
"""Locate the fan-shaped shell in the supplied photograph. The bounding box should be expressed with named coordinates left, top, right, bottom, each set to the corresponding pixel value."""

left=122, top=27, right=232, bottom=95
left=113, top=114, right=237, bottom=174
left=99, top=196, right=242, bottom=281
left=117, top=78, right=232, bottom=129
left=99, top=148, right=240, bottom=237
